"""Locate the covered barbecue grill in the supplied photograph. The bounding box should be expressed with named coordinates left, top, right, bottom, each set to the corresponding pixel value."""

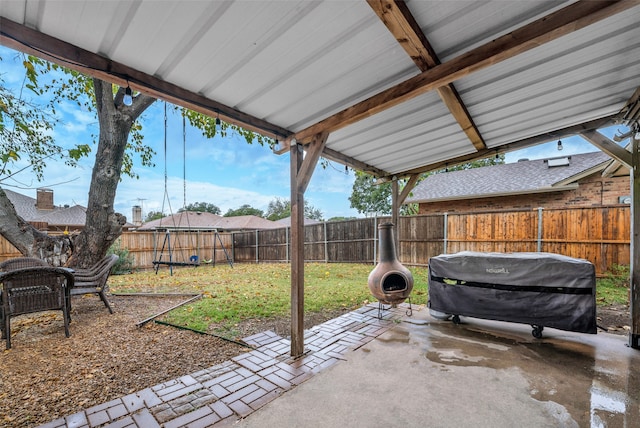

left=428, top=251, right=597, bottom=337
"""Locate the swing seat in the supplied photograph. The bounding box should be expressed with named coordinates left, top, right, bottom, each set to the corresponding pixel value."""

left=152, top=260, right=200, bottom=267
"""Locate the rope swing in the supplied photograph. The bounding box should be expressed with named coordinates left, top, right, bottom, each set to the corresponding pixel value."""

left=152, top=102, right=199, bottom=275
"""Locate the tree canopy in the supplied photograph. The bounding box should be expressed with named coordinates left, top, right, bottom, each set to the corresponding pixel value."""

left=0, top=49, right=273, bottom=267
left=224, top=204, right=264, bottom=217
left=265, top=197, right=323, bottom=221
left=179, top=202, right=221, bottom=215
left=0, top=54, right=91, bottom=184
left=144, top=210, right=166, bottom=222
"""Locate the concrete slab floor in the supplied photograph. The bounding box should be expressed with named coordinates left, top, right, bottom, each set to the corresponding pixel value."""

left=235, top=307, right=640, bottom=428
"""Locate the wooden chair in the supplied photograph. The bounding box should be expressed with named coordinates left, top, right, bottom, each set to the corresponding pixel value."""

left=0, top=266, right=74, bottom=349
left=70, top=254, right=118, bottom=313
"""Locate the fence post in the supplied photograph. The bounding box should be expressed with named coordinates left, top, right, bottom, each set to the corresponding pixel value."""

left=286, top=227, right=290, bottom=262
left=255, top=230, right=259, bottom=263
left=537, top=207, right=543, bottom=252
left=443, top=212, right=448, bottom=254
left=324, top=222, right=328, bottom=263
left=231, top=233, right=235, bottom=264
left=373, top=216, right=378, bottom=264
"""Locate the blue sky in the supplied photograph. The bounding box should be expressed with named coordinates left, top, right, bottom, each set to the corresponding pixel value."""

left=0, top=45, right=627, bottom=222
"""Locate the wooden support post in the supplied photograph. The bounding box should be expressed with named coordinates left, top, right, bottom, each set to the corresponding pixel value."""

left=631, top=135, right=640, bottom=349
left=391, top=177, right=399, bottom=250
left=290, top=142, right=305, bottom=357
left=289, top=133, right=328, bottom=357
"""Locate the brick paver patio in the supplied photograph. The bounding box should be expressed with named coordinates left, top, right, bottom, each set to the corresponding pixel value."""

left=38, top=303, right=411, bottom=428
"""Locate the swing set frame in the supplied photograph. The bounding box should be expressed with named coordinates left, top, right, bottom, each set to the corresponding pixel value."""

left=151, top=102, right=232, bottom=275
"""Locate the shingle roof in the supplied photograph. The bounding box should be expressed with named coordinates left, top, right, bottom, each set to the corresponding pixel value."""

left=137, top=212, right=280, bottom=231
left=214, top=215, right=280, bottom=231
left=406, top=152, right=611, bottom=203
left=3, top=189, right=86, bottom=227
left=137, top=211, right=223, bottom=231
left=275, top=217, right=322, bottom=226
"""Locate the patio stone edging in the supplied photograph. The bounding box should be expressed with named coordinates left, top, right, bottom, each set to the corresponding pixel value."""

left=37, top=303, right=409, bottom=428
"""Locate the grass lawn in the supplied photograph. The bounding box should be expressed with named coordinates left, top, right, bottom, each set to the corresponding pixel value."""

left=109, top=263, right=429, bottom=332
left=108, top=262, right=628, bottom=333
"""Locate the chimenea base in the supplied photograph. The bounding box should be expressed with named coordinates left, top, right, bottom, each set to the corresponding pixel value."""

left=377, top=297, right=413, bottom=319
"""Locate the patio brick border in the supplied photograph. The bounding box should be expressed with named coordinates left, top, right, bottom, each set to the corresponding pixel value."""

left=37, top=303, right=410, bottom=428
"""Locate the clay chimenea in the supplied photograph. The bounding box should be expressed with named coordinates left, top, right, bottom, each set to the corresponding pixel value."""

left=368, top=222, right=413, bottom=308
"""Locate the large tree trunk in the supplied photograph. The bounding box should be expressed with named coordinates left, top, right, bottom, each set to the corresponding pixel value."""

left=0, top=187, right=73, bottom=266
left=69, top=79, right=155, bottom=268
left=0, top=78, right=155, bottom=268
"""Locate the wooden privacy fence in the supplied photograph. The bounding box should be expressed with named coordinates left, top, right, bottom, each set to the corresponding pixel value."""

left=115, top=231, right=234, bottom=269
left=444, top=206, right=630, bottom=275
left=0, top=206, right=630, bottom=275
left=231, top=206, right=630, bottom=276
left=0, top=230, right=235, bottom=270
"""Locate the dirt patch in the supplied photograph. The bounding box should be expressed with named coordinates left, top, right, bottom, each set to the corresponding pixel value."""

left=0, top=294, right=631, bottom=428
left=0, top=294, right=348, bottom=427
left=597, top=304, right=632, bottom=335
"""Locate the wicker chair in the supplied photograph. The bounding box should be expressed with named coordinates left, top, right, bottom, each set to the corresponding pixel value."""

left=0, top=257, right=49, bottom=271
left=0, top=266, right=74, bottom=349
left=70, top=254, right=118, bottom=313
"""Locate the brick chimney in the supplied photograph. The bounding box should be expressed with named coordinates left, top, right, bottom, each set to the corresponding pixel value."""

left=132, top=205, right=142, bottom=226
left=36, top=188, right=54, bottom=210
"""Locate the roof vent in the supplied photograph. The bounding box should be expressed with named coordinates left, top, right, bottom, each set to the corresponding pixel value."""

left=517, top=158, right=529, bottom=162
left=547, top=157, right=570, bottom=167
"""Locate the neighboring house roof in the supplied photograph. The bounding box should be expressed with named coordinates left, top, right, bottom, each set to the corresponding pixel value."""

left=214, top=215, right=280, bottom=231
left=4, top=189, right=86, bottom=228
left=137, top=212, right=280, bottom=231
left=275, top=216, right=322, bottom=226
left=137, top=211, right=223, bottom=231
left=406, top=152, right=611, bottom=204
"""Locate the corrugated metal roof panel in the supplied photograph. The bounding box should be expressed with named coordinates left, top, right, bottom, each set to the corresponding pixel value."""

left=1, top=0, right=639, bottom=178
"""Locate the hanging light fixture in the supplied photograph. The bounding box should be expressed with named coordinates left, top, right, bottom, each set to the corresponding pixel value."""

left=123, top=84, right=133, bottom=106
left=557, top=140, right=563, bottom=151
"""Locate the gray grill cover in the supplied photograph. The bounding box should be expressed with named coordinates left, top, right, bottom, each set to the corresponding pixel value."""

left=428, top=251, right=597, bottom=334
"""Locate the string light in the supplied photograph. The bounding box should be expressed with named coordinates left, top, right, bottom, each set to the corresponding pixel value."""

left=123, top=84, right=133, bottom=106
left=557, top=140, right=563, bottom=151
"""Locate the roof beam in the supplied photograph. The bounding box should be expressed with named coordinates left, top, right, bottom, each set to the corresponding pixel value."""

left=368, top=0, right=486, bottom=151
left=389, top=115, right=617, bottom=179
left=293, top=0, right=635, bottom=143
left=399, top=174, right=420, bottom=206
left=320, top=147, right=388, bottom=177
left=580, top=130, right=632, bottom=168
left=0, top=17, right=292, bottom=140
left=296, top=133, right=328, bottom=194
left=620, top=86, right=640, bottom=126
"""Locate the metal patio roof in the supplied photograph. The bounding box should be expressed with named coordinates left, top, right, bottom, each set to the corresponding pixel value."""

left=2, top=1, right=639, bottom=180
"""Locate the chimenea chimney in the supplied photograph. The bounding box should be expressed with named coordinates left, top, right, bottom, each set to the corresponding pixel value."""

left=36, top=188, right=54, bottom=210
